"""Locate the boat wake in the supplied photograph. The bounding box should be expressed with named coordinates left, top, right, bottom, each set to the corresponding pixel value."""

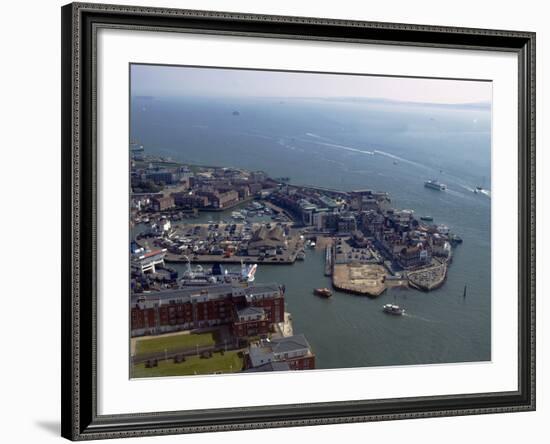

left=445, top=189, right=468, bottom=199
left=303, top=139, right=374, bottom=155
left=457, top=183, right=492, bottom=198
left=277, top=138, right=303, bottom=152
left=370, top=149, right=492, bottom=202
left=264, top=134, right=492, bottom=202
left=305, top=132, right=323, bottom=139
left=245, top=132, right=276, bottom=141
left=478, top=189, right=491, bottom=198
left=402, top=313, right=442, bottom=323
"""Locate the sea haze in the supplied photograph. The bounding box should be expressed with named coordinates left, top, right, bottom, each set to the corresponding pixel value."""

left=131, top=94, right=492, bottom=369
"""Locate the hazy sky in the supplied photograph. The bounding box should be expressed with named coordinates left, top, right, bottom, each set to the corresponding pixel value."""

left=131, top=64, right=492, bottom=105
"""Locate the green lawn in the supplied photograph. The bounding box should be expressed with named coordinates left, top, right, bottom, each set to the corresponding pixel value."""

left=135, top=332, right=216, bottom=357
left=132, top=351, right=244, bottom=378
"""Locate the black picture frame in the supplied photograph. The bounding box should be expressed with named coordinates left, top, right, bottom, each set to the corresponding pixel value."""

left=61, top=2, right=536, bottom=440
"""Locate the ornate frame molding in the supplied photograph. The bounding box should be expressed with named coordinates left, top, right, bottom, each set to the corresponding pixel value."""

left=61, top=2, right=535, bottom=440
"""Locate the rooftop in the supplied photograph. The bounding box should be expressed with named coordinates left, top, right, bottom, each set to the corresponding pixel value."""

left=243, top=283, right=281, bottom=296
left=236, top=306, right=265, bottom=318
left=248, top=334, right=312, bottom=368
left=131, top=282, right=282, bottom=305
left=270, top=334, right=311, bottom=354
left=248, top=344, right=275, bottom=368
left=250, top=225, right=285, bottom=243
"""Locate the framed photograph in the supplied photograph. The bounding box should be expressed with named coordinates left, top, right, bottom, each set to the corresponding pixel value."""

left=61, top=2, right=536, bottom=440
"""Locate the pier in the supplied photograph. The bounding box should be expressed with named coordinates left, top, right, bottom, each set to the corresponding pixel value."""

left=324, top=245, right=333, bottom=276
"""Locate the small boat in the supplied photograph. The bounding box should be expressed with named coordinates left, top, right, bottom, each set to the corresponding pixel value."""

left=383, top=304, right=405, bottom=315
left=314, top=288, right=332, bottom=298
left=474, top=177, right=487, bottom=194
left=450, top=234, right=463, bottom=245
left=420, top=215, right=434, bottom=222
left=296, top=250, right=306, bottom=261
left=424, top=179, right=447, bottom=191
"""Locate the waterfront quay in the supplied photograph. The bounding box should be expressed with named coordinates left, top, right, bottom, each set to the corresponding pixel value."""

left=320, top=233, right=447, bottom=296
left=268, top=184, right=461, bottom=295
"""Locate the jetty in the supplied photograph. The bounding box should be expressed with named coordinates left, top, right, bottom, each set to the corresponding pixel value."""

left=324, top=245, right=333, bottom=276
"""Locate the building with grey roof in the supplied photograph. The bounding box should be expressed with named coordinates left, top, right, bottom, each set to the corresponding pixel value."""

left=246, top=334, right=315, bottom=371
left=235, top=306, right=266, bottom=322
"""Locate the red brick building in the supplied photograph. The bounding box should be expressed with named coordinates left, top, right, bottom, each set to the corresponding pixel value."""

left=195, top=189, right=239, bottom=209
left=131, top=283, right=285, bottom=337
left=171, top=192, right=208, bottom=209
left=232, top=306, right=271, bottom=338
left=150, top=195, right=174, bottom=212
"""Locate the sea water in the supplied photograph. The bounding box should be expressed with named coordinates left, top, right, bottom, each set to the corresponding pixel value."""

left=131, top=96, right=491, bottom=368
